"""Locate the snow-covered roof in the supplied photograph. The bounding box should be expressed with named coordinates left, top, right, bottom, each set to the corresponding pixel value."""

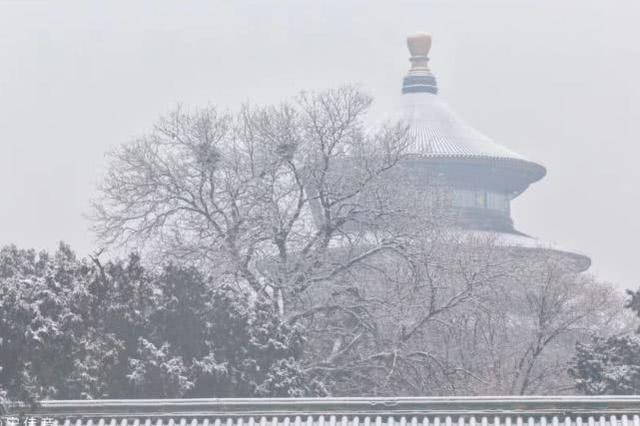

left=402, top=93, right=531, bottom=162
left=13, top=397, right=640, bottom=424
left=462, top=229, right=591, bottom=272
left=399, top=34, right=545, bottom=178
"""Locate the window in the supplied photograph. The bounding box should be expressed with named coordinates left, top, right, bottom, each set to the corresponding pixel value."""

left=452, top=189, right=510, bottom=213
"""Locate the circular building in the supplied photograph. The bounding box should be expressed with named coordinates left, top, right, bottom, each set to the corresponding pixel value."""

left=398, top=33, right=590, bottom=272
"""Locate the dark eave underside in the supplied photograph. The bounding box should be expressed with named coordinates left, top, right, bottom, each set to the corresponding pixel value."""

left=402, top=155, right=546, bottom=196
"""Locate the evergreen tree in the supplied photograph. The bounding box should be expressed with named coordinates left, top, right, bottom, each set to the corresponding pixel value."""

left=569, top=289, right=640, bottom=394
left=0, top=243, right=324, bottom=404
left=0, top=243, right=94, bottom=404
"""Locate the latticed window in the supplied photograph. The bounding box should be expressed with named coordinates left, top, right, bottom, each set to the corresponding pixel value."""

left=452, top=189, right=510, bottom=214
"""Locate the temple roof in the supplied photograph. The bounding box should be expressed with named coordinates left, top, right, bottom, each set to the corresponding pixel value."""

left=400, top=34, right=546, bottom=184
left=402, top=93, right=533, bottom=162
left=463, top=230, right=592, bottom=272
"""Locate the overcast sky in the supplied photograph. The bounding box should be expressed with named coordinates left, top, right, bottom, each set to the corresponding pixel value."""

left=1, top=0, right=639, bottom=290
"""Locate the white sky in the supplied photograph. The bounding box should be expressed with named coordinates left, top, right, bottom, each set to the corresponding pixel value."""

left=1, top=0, right=639, bottom=290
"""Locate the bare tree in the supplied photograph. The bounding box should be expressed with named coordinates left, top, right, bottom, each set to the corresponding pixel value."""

left=297, top=235, right=628, bottom=396
left=291, top=224, right=510, bottom=395
left=426, top=251, right=627, bottom=396
left=93, top=86, right=409, bottom=308
left=506, top=255, right=624, bottom=394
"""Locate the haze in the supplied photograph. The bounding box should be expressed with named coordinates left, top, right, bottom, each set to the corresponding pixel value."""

left=1, top=0, right=639, bottom=290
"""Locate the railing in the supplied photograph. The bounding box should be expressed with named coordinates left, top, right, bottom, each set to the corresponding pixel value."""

left=6, top=397, right=640, bottom=426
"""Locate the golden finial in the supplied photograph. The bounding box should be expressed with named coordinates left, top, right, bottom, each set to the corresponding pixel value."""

left=407, top=33, right=432, bottom=71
